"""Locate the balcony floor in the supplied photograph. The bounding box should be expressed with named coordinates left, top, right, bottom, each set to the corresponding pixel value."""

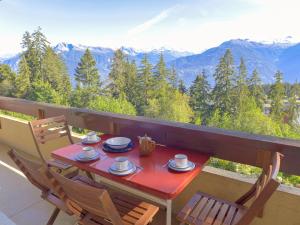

left=0, top=143, right=178, bottom=225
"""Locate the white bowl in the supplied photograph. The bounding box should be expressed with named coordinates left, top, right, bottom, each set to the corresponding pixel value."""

left=106, top=137, right=131, bottom=149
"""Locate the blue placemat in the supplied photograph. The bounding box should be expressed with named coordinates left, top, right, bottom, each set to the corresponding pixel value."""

left=102, top=142, right=134, bottom=153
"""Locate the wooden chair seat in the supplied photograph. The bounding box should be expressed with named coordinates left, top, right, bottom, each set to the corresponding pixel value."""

left=177, top=192, right=246, bottom=225
left=177, top=152, right=283, bottom=225
left=80, top=194, right=159, bottom=225
left=72, top=175, right=104, bottom=189
left=48, top=158, right=73, bottom=170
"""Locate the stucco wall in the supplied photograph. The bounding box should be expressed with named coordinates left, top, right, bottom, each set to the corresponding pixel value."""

left=1, top=114, right=300, bottom=225
left=0, top=114, right=81, bottom=159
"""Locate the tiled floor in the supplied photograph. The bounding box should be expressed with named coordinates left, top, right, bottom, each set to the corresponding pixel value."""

left=0, top=144, right=77, bottom=225
left=0, top=144, right=178, bottom=225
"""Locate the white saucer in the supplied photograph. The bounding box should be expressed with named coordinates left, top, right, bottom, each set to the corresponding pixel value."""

left=82, top=136, right=101, bottom=144
left=168, top=159, right=195, bottom=172
left=75, top=151, right=100, bottom=162
left=109, top=162, right=137, bottom=176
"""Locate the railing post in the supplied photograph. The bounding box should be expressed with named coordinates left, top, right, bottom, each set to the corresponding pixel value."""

left=38, top=109, right=46, bottom=119
left=256, top=150, right=272, bottom=171
left=110, top=122, right=120, bottom=135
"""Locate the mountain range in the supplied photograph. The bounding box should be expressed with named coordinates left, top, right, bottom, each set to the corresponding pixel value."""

left=1, top=39, right=300, bottom=86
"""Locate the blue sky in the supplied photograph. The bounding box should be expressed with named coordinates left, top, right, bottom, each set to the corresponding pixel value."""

left=0, top=0, right=300, bottom=55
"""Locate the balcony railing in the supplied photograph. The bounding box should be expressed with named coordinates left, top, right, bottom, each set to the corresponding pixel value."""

left=1, top=96, right=300, bottom=176
left=1, top=96, right=300, bottom=225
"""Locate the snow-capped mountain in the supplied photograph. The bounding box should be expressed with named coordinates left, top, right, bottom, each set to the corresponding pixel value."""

left=1, top=43, right=192, bottom=85
left=60, top=43, right=192, bottom=84
left=168, top=39, right=300, bottom=85
left=1, top=54, right=20, bottom=72
left=2, top=39, right=300, bottom=86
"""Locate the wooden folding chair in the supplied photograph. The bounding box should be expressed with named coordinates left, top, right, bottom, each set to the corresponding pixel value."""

left=177, top=151, right=283, bottom=225
left=28, top=115, right=75, bottom=172
left=7, top=149, right=73, bottom=225
left=46, top=169, right=160, bottom=225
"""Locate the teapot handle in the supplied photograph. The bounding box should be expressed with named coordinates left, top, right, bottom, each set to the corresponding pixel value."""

left=150, top=139, right=156, bottom=145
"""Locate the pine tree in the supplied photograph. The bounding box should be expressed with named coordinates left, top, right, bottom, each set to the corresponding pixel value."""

left=236, top=58, right=249, bottom=95
left=21, top=31, right=32, bottom=61
left=0, top=64, right=6, bottom=83
left=234, top=57, right=250, bottom=113
left=248, top=69, right=264, bottom=109
left=153, top=53, right=169, bottom=100
left=21, top=31, right=36, bottom=82
left=15, top=56, right=30, bottom=98
left=42, top=46, right=71, bottom=96
left=287, top=82, right=300, bottom=124
left=189, top=70, right=211, bottom=122
left=108, top=49, right=127, bottom=98
left=168, top=65, right=178, bottom=89
left=212, top=49, right=235, bottom=114
left=178, top=79, right=187, bottom=94
left=0, top=64, right=16, bottom=96
left=21, top=27, right=49, bottom=82
left=134, top=54, right=155, bottom=115
left=32, top=27, right=49, bottom=61
left=124, top=60, right=138, bottom=107
left=75, top=48, right=100, bottom=93
left=270, top=70, right=285, bottom=120
left=154, top=53, right=168, bottom=82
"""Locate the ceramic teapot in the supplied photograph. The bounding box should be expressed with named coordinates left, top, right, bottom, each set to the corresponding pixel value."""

left=138, top=134, right=156, bottom=156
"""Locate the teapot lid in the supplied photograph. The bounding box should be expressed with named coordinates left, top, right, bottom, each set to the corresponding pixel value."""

left=139, top=134, right=152, bottom=140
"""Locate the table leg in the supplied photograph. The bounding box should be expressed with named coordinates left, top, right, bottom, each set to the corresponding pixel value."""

left=166, top=199, right=172, bottom=225
left=86, top=171, right=94, bottom=180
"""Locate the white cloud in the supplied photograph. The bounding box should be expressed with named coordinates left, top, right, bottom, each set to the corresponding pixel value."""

left=2, top=0, right=300, bottom=55
left=123, top=0, right=300, bottom=52
left=126, top=4, right=181, bottom=37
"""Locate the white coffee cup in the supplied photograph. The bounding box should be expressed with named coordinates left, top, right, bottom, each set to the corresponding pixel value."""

left=174, top=154, right=188, bottom=168
left=83, top=146, right=96, bottom=158
left=86, top=132, right=98, bottom=141
left=115, top=157, right=129, bottom=171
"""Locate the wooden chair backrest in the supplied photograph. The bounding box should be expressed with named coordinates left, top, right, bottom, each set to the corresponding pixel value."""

left=29, top=115, right=73, bottom=162
left=236, top=152, right=282, bottom=225
left=8, top=149, right=52, bottom=193
left=47, top=170, right=124, bottom=225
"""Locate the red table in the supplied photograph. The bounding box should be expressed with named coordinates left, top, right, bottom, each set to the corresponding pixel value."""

left=52, top=134, right=210, bottom=225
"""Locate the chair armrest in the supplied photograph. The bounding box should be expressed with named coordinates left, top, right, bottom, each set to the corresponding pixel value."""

left=48, top=159, right=73, bottom=170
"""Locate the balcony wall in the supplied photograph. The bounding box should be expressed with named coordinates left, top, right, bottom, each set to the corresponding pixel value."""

left=0, top=114, right=81, bottom=160
left=1, top=114, right=300, bottom=225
